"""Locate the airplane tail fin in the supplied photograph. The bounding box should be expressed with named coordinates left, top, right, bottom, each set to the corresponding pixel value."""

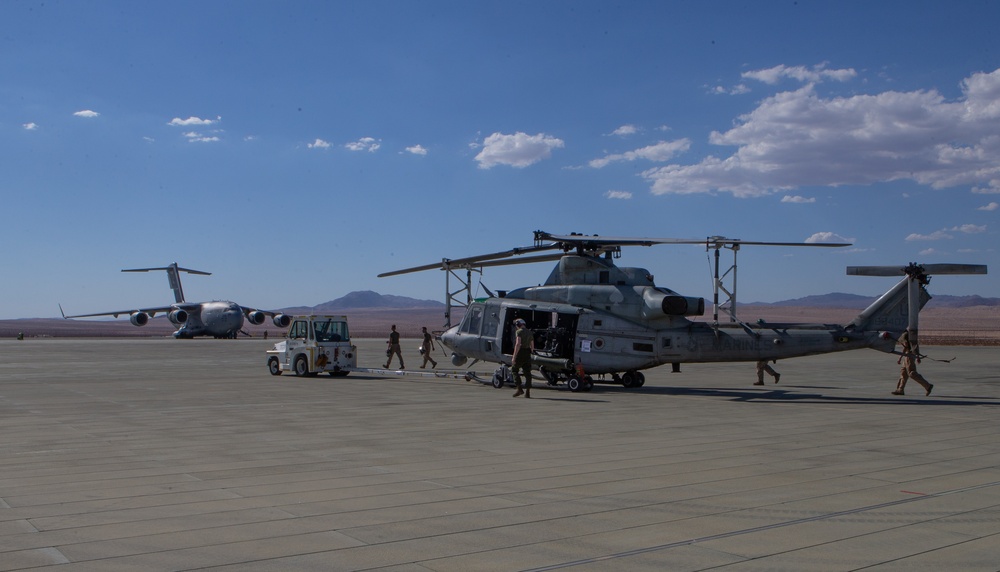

left=121, top=262, right=211, bottom=304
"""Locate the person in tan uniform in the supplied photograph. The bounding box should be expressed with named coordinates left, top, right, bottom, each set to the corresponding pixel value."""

left=892, top=330, right=933, bottom=396
left=754, top=360, right=780, bottom=385
left=419, top=326, right=438, bottom=369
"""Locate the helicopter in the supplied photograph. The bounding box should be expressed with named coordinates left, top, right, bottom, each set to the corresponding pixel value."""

left=380, top=231, right=987, bottom=392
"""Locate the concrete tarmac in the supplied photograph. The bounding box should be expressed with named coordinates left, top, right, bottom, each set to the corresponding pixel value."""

left=1, top=338, right=999, bottom=571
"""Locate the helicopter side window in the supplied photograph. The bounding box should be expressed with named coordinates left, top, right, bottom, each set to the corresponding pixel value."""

left=461, top=305, right=484, bottom=335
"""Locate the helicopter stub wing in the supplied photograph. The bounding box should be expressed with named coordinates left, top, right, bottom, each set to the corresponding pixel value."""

left=847, top=264, right=988, bottom=277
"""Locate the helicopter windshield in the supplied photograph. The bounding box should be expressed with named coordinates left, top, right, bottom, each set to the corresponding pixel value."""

left=460, top=305, right=484, bottom=335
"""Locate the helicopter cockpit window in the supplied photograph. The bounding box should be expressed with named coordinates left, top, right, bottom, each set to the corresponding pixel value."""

left=314, top=320, right=348, bottom=342
left=289, top=321, right=309, bottom=340
left=460, top=305, right=484, bottom=335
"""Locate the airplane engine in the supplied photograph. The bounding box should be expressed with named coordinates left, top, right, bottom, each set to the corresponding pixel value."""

left=246, top=311, right=266, bottom=325
left=129, top=312, right=149, bottom=326
left=168, top=309, right=188, bottom=325
left=272, top=314, right=291, bottom=328
left=451, top=353, right=468, bottom=367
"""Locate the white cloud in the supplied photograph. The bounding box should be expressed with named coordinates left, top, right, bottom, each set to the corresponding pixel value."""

left=972, top=180, right=1000, bottom=193
left=610, top=124, right=638, bottom=136
left=979, top=201, right=999, bottom=211
left=950, top=224, right=987, bottom=234
left=475, top=132, right=565, bottom=169
left=906, top=230, right=953, bottom=241
left=308, top=138, right=331, bottom=149
left=643, top=68, right=1000, bottom=198
left=742, top=63, right=857, bottom=85
left=143, top=136, right=155, bottom=143
left=919, top=248, right=941, bottom=256
left=590, top=139, right=691, bottom=168
left=184, top=131, right=220, bottom=143
left=781, top=195, right=816, bottom=203
left=405, top=144, right=428, bottom=156
left=709, top=83, right=751, bottom=96
left=805, top=232, right=853, bottom=244
left=345, top=137, right=381, bottom=152
left=22, top=122, right=38, bottom=130
left=168, top=116, right=220, bottom=127
left=73, top=109, right=100, bottom=118
left=605, top=190, right=633, bottom=200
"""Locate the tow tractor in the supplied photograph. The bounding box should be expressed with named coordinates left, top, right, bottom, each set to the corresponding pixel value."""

left=265, top=314, right=500, bottom=383
left=266, top=315, right=356, bottom=376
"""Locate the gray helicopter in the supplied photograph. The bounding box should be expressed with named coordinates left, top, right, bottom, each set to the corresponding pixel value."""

left=61, top=263, right=291, bottom=339
left=381, top=231, right=986, bottom=391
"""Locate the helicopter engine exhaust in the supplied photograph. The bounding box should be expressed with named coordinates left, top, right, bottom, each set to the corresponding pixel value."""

left=643, top=289, right=705, bottom=317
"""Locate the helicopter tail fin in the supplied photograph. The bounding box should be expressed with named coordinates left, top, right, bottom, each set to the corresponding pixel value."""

left=847, top=276, right=929, bottom=350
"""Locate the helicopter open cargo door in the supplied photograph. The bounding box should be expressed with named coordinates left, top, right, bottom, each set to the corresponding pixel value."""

left=501, top=308, right=579, bottom=364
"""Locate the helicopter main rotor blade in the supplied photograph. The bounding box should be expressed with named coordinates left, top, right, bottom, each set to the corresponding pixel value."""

left=847, top=264, right=988, bottom=276
left=378, top=243, right=564, bottom=277
left=536, top=231, right=851, bottom=249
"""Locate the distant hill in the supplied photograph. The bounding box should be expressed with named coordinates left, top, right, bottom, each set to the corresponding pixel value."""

left=280, top=290, right=445, bottom=314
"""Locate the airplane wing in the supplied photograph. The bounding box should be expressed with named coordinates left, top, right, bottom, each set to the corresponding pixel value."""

left=60, top=304, right=183, bottom=320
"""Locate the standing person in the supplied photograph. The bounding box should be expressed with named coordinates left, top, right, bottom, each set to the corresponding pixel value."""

left=754, top=360, right=780, bottom=385
left=419, top=326, right=438, bottom=369
left=384, top=324, right=404, bottom=369
left=511, top=318, right=535, bottom=398
left=892, top=330, right=933, bottom=396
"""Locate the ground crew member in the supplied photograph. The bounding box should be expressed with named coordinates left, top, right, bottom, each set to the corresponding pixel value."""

left=384, top=324, right=404, bottom=369
left=419, top=326, right=438, bottom=369
left=511, top=319, right=535, bottom=398
left=754, top=360, right=780, bottom=385
left=892, top=330, right=933, bottom=396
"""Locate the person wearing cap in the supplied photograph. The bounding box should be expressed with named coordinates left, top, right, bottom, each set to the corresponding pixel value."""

left=892, top=329, right=933, bottom=396
left=511, top=318, right=535, bottom=398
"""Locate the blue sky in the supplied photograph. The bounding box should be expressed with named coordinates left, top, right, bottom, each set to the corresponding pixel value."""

left=2, top=1, right=998, bottom=320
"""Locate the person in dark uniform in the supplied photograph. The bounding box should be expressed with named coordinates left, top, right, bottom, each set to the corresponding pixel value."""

left=384, top=324, right=404, bottom=369
left=511, top=318, right=535, bottom=398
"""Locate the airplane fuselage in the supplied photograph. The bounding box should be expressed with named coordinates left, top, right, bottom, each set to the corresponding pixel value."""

left=172, top=301, right=246, bottom=339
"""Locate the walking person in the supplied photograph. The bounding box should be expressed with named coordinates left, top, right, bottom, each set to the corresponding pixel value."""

left=754, top=360, right=780, bottom=385
left=419, top=326, right=438, bottom=369
left=892, top=330, right=933, bottom=396
left=384, top=324, right=404, bottom=369
left=511, top=319, right=535, bottom=398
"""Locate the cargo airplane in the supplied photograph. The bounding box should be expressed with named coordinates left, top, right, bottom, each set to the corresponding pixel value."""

left=60, top=263, right=290, bottom=339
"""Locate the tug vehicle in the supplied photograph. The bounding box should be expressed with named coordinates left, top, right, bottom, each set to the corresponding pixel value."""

left=266, top=315, right=356, bottom=376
